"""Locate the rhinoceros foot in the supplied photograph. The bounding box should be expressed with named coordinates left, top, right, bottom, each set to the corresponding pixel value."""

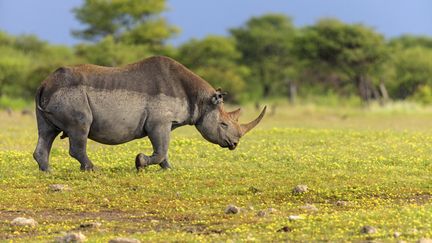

left=135, top=153, right=150, bottom=171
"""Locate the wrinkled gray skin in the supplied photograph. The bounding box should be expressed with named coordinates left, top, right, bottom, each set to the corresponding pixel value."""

left=33, top=56, right=266, bottom=171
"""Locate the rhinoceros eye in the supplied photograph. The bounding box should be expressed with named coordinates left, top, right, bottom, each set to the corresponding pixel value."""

left=220, top=122, right=228, bottom=129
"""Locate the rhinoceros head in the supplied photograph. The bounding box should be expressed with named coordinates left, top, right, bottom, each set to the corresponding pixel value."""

left=196, top=90, right=266, bottom=150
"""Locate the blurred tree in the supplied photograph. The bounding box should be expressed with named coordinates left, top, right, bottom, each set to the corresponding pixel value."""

left=293, top=19, right=388, bottom=102
left=24, top=45, right=79, bottom=97
left=0, top=31, right=15, bottom=46
left=0, top=46, right=31, bottom=97
left=75, top=35, right=153, bottom=66
left=176, top=36, right=249, bottom=102
left=387, top=46, right=432, bottom=100
left=388, top=35, right=432, bottom=49
left=72, top=0, right=178, bottom=50
left=230, top=14, right=296, bottom=98
left=0, top=31, right=80, bottom=98
left=12, top=35, right=47, bottom=54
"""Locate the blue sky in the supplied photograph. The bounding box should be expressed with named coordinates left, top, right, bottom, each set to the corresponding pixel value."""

left=0, top=0, right=431, bottom=46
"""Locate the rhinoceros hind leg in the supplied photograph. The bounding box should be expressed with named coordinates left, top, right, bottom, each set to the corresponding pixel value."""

left=68, top=130, right=94, bottom=171
left=33, top=111, right=60, bottom=171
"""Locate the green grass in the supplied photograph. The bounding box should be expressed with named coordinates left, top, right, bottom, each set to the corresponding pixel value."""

left=0, top=96, right=31, bottom=110
left=1, top=104, right=432, bottom=242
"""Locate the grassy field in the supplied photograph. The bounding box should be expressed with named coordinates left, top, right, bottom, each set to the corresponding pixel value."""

left=1, top=103, right=432, bottom=242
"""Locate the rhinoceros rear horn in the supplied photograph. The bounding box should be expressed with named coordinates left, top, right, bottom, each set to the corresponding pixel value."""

left=240, top=106, right=267, bottom=136
left=228, top=108, right=241, bottom=121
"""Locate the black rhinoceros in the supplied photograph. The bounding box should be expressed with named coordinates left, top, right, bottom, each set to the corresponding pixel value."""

left=33, top=56, right=266, bottom=171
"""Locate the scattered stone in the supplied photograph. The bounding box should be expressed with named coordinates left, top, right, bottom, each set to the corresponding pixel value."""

left=49, top=184, right=71, bottom=192
left=360, top=225, right=377, bottom=234
left=257, top=207, right=277, bottom=217
left=11, top=217, right=38, bottom=227
left=184, top=226, right=199, bottom=233
left=6, top=107, right=12, bottom=116
left=292, top=185, right=308, bottom=194
left=248, top=186, right=262, bottom=194
left=21, top=109, right=33, bottom=116
left=108, top=238, right=141, bottom=243
left=246, top=234, right=257, bottom=241
left=393, top=231, right=401, bottom=238
left=277, top=226, right=292, bottom=232
left=55, top=232, right=87, bottom=242
left=300, top=203, right=318, bottom=212
left=267, top=207, right=277, bottom=214
left=418, top=239, right=432, bottom=243
left=225, top=205, right=240, bottom=214
left=335, top=200, right=348, bottom=207
left=80, top=222, right=101, bottom=229
left=256, top=210, right=267, bottom=217
left=288, top=215, right=302, bottom=221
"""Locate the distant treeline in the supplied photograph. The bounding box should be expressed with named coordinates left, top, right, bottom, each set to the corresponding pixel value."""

left=1, top=0, right=432, bottom=105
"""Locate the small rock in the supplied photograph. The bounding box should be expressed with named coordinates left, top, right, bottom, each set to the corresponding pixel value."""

left=288, top=215, right=302, bottom=221
left=256, top=210, right=267, bottom=217
left=360, top=225, right=377, bottom=234
left=393, top=231, right=401, bottom=238
left=55, top=232, right=87, bottom=242
left=150, top=219, right=159, bottom=224
left=292, top=185, right=308, bottom=194
left=21, top=109, right=33, bottom=116
left=11, top=217, right=38, bottom=227
left=246, top=234, right=257, bottom=241
left=277, top=226, right=292, bottom=232
left=335, top=200, right=348, bottom=207
left=300, top=203, right=318, bottom=212
left=109, top=238, right=141, bottom=243
left=418, top=239, right=432, bottom=243
left=80, top=222, right=101, bottom=229
left=225, top=205, right=240, bottom=214
left=267, top=207, right=277, bottom=213
left=248, top=186, right=261, bottom=194
left=184, top=226, right=198, bottom=233
left=6, top=107, right=12, bottom=116
left=49, top=184, right=71, bottom=192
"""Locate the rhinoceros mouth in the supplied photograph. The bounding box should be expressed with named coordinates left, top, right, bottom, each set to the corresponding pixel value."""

left=228, top=144, right=237, bottom=150
left=221, top=140, right=237, bottom=150
left=228, top=141, right=238, bottom=150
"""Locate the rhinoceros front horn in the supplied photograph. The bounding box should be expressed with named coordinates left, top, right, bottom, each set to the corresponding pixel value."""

left=240, top=106, right=267, bottom=136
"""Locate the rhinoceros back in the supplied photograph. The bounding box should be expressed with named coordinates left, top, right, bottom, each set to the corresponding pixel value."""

left=37, top=56, right=200, bottom=145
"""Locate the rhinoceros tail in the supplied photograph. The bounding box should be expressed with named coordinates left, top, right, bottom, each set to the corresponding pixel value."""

left=35, top=85, right=64, bottom=136
left=35, top=85, right=46, bottom=112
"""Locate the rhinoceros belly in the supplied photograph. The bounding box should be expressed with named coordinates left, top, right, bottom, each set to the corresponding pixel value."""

left=86, top=89, right=148, bottom=145
left=85, top=89, right=189, bottom=145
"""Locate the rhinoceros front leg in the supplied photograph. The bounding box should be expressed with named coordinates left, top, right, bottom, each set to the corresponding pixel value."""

left=135, top=123, right=171, bottom=171
left=159, top=159, right=172, bottom=169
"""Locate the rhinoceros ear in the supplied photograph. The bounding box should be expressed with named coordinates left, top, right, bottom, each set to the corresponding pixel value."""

left=211, top=88, right=227, bottom=105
